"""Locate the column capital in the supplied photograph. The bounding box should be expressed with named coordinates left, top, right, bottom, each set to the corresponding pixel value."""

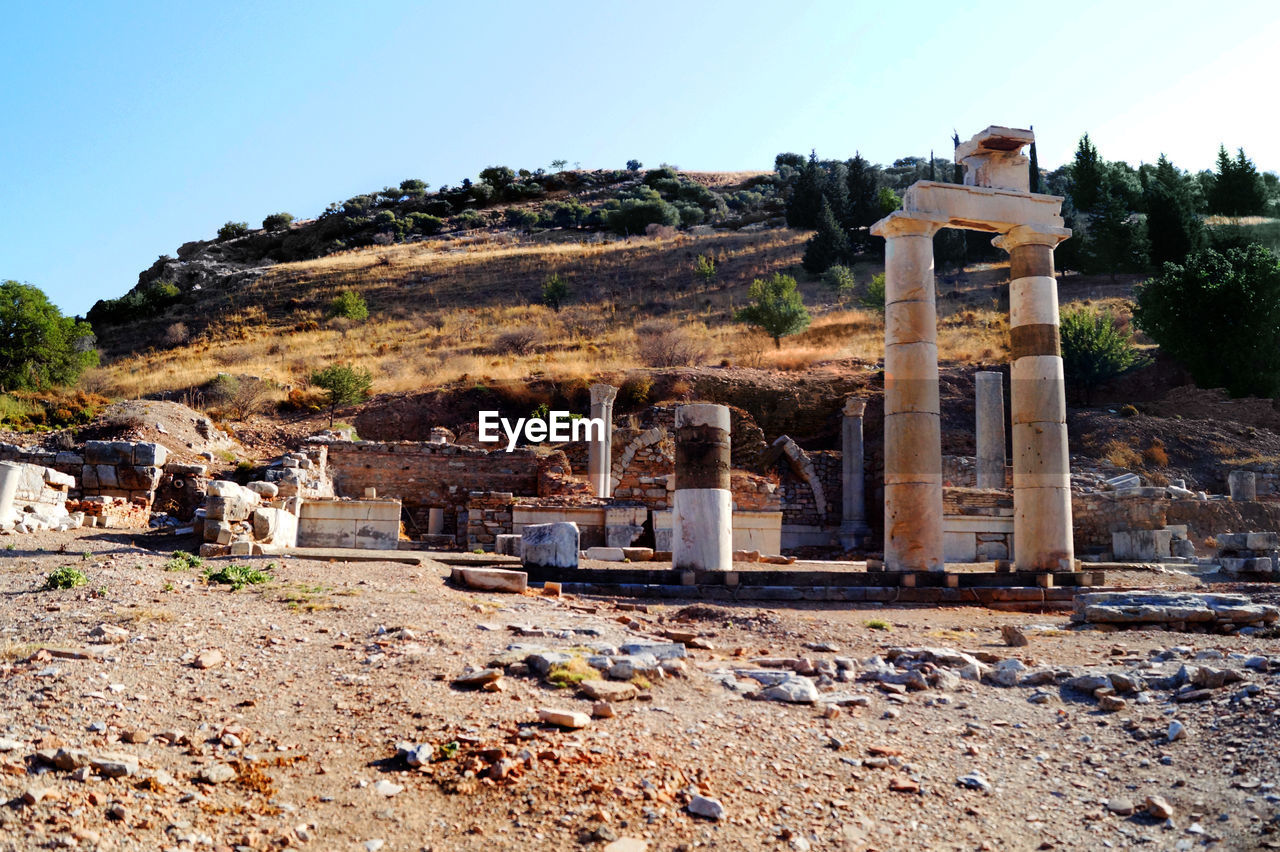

left=993, top=224, right=1071, bottom=252
left=842, top=397, right=867, bottom=418
left=589, top=383, right=618, bottom=405
left=870, top=211, right=943, bottom=239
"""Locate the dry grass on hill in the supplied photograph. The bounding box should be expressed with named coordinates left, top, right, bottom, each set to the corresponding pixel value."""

left=86, top=228, right=1140, bottom=404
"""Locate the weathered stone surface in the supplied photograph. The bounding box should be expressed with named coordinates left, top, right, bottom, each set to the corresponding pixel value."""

left=450, top=567, right=528, bottom=593
left=453, top=668, right=502, bottom=688
left=579, top=680, right=638, bottom=701
left=1073, top=591, right=1279, bottom=627
left=522, top=522, right=580, bottom=569
left=688, top=794, right=726, bottom=820
left=759, top=677, right=819, bottom=704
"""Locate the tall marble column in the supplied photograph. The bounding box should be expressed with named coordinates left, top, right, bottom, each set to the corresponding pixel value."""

left=871, top=213, right=945, bottom=572
left=672, top=403, right=732, bottom=572
left=975, top=371, right=1006, bottom=489
left=587, top=383, right=617, bottom=498
left=838, top=397, right=871, bottom=549
left=0, top=462, right=19, bottom=528
left=994, top=224, right=1075, bottom=571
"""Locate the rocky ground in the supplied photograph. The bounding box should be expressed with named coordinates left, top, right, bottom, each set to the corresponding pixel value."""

left=1, top=530, right=1278, bottom=851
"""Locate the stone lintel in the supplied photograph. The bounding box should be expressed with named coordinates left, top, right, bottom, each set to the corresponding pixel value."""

left=901, top=182, right=1066, bottom=233
left=869, top=211, right=942, bottom=239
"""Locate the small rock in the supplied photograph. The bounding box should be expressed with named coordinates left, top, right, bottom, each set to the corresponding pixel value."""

left=396, top=743, right=434, bottom=768
left=688, top=794, right=725, bottom=820
left=198, top=762, right=236, bottom=785
left=452, top=668, right=503, bottom=689
left=88, top=624, right=129, bottom=644
left=363, top=841, right=385, bottom=852
left=1108, top=797, right=1135, bottom=816
left=90, top=754, right=138, bottom=778
left=579, top=680, right=637, bottom=702
left=759, top=677, right=819, bottom=704
left=888, top=776, right=920, bottom=794
left=1098, top=694, right=1127, bottom=712
left=603, top=839, right=648, bottom=852
left=106, top=802, right=127, bottom=821
left=957, top=772, right=992, bottom=793
left=987, top=659, right=1027, bottom=687
left=21, top=787, right=48, bottom=805
left=194, top=649, right=224, bottom=669
left=121, top=730, right=150, bottom=744
left=1000, top=625, right=1029, bottom=647
left=373, top=779, right=401, bottom=798
left=538, top=708, right=591, bottom=729
left=1145, top=795, right=1175, bottom=820
left=1167, top=720, right=1187, bottom=742
left=592, top=701, right=615, bottom=719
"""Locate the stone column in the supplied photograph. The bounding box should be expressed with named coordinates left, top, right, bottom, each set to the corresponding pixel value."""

left=871, top=213, right=944, bottom=572
left=672, top=403, right=732, bottom=572
left=994, top=224, right=1074, bottom=572
left=838, top=398, right=871, bottom=549
left=0, top=461, right=19, bottom=528
left=587, top=383, right=617, bottom=499
left=427, top=507, right=444, bottom=535
left=975, top=371, right=1006, bottom=489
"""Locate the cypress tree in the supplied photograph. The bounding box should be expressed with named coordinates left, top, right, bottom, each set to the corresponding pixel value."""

left=786, top=151, right=826, bottom=230
left=802, top=198, right=852, bottom=274
left=1071, top=133, right=1104, bottom=212
left=1028, top=127, right=1041, bottom=193
left=1144, top=154, right=1204, bottom=267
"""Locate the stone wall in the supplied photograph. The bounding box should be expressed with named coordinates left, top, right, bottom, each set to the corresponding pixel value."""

left=0, top=441, right=171, bottom=510
left=1072, top=492, right=1280, bottom=554
left=465, top=491, right=515, bottom=550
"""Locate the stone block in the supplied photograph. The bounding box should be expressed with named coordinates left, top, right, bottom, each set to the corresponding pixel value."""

left=1105, top=473, right=1140, bottom=490
left=1112, top=529, right=1172, bottom=561
left=205, top=493, right=256, bottom=523
left=132, top=443, right=168, bottom=468
left=450, top=567, right=527, bottom=593
left=94, top=465, right=118, bottom=489
left=246, top=481, right=279, bottom=499
left=494, top=534, right=522, bottom=556
left=522, top=522, right=580, bottom=569
left=253, top=507, right=297, bottom=547
left=84, top=441, right=133, bottom=466
left=1246, top=532, right=1280, bottom=550
left=116, top=466, right=161, bottom=492
left=585, top=546, right=626, bottom=562
left=229, top=540, right=253, bottom=556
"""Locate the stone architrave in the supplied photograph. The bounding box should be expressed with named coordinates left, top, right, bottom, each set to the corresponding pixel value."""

left=994, top=224, right=1074, bottom=571
left=975, top=371, right=1006, bottom=490
left=869, top=213, right=944, bottom=572
left=838, top=398, right=871, bottom=549
left=672, top=404, right=732, bottom=572
left=587, top=384, right=618, bottom=499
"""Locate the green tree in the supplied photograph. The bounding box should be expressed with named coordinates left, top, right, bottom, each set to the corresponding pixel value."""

left=327, top=290, right=369, bottom=322
left=626, top=159, right=643, bottom=172
left=1134, top=244, right=1280, bottom=398
left=550, top=159, right=568, bottom=172
left=262, top=212, right=294, bottom=231
left=399, top=178, right=428, bottom=196
left=1058, top=308, right=1147, bottom=403
left=1069, top=133, right=1103, bottom=213
left=786, top=152, right=826, bottom=230
left=876, top=186, right=901, bottom=215
left=1083, top=188, right=1149, bottom=278
left=801, top=197, right=852, bottom=274
left=310, top=363, right=373, bottom=426
left=860, top=272, right=886, bottom=312
left=1144, top=155, right=1204, bottom=267
left=479, top=166, right=516, bottom=195
left=1028, top=131, right=1041, bottom=193
left=693, top=253, right=717, bottom=284
left=735, top=273, right=811, bottom=348
left=541, top=274, right=570, bottom=312
left=821, top=264, right=857, bottom=299
left=1208, top=146, right=1267, bottom=216
left=217, top=221, right=249, bottom=240
left=0, top=281, right=99, bottom=391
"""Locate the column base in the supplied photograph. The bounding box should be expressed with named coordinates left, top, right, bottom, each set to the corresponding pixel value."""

left=838, top=522, right=872, bottom=550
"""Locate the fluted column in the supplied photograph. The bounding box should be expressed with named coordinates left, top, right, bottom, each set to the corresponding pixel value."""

left=975, top=371, right=1006, bottom=489
left=993, top=224, right=1074, bottom=571
left=838, top=397, right=871, bottom=549
left=587, top=383, right=617, bottom=498
left=871, top=213, right=944, bottom=572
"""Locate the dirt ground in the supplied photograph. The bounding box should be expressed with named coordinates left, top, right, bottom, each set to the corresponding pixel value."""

left=1, top=530, right=1278, bottom=852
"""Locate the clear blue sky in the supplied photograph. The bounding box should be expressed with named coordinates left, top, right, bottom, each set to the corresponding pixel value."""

left=3, top=0, right=1278, bottom=316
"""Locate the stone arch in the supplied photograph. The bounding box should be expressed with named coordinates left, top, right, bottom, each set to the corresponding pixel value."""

left=767, top=436, right=827, bottom=522
left=610, top=426, right=675, bottom=505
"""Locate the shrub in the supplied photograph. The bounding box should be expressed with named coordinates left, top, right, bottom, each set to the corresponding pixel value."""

left=217, top=221, right=250, bottom=240
left=541, top=274, right=570, bottom=312
left=635, top=319, right=712, bottom=367
left=1143, top=440, right=1169, bottom=467
left=620, top=373, right=653, bottom=406
left=45, top=566, right=87, bottom=590
left=822, top=264, right=857, bottom=297
left=492, top=325, right=545, bottom=355
left=860, top=273, right=886, bottom=312
left=626, top=159, right=643, bottom=172
left=693, top=254, right=717, bottom=284
left=310, top=363, right=373, bottom=425
left=204, top=562, right=272, bottom=590
left=1058, top=308, right=1147, bottom=403
left=328, top=290, right=369, bottom=322
left=163, top=322, right=190, bottom=346
left=262, top=212, right=294, bottom=231
left=735, top=273, right=811, bottom=348
left=453, top=210, right=486, bottom=230
left=505, top=208, right=540, bottom=230
left=1134, top=245, right=1280, bottom=398
left=399, top=178, right=428, bottom=196
left=606, top=190, right=680, bottom=235
left=406, top=212, right=443, bottom=235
